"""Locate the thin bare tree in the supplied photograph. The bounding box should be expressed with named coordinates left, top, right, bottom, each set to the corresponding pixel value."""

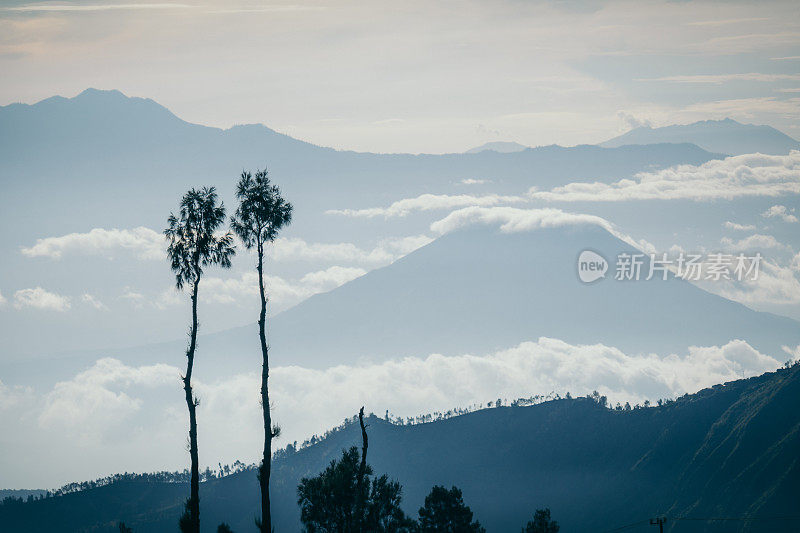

left=230, top=169, right=292, bottom=533
left=165, top=187, right=235, bottom=533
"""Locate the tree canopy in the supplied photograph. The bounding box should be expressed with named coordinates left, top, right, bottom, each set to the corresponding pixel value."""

left=417, top=486, right=485, bottom=533
left=164, top=186, right=235, bottom=290
left=522, top=508, right=559, bottom=533
left=297, top=446, right=414, bottom=533
left=230, top=169, right=292, bottom=250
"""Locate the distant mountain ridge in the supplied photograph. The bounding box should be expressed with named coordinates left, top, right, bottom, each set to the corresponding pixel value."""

left=0, top=88, right=730, bottom=361
left=2, top=363, right=799, bottom=532
left=0, top=88, right=724, bottom=227
left=465, top=141, right=529, bottom=154
left=600, top=118, right=800, bottom=155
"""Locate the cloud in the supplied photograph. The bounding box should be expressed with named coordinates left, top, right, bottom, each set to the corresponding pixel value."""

left=38, top=358, right=179, bottom=444
left=638, top=73, right=800, bottom=84
left=724, top=221, right=756, bottom=231
left=121, top=287, right=147, bottom=307
left=81, top=293, right=108, bottom=311
left=21, top=337, right=782, bottom=475
left=13, top=287, right=70, bottom=311
left=460, top=178, right=490, bottom=185
left=686, top=18, right=769, bottom=27
left=269, top=235, right=432, bottom=265
left=137, top=266, right=369, bottom=312
left=0, top=380, right=32, bottom=411
left=21, top=227, right=163, bottom=260
left=761, top=204, right=799, bottom=223
left=682, top=97, right=800, bottom=118
left=427, top=206, right=655, bottom=252
left=617, top=111, right=652, bottom=130
left=709, top=258, right=800, bottom=306
left=1, top=3, right=191, bottom=13
left=528, top=152, right=800, bottom=202
left=0, top=290, right=6, bottom=306
left=430, top=206, right=611, bottom=234
left=326, top=193, right=526, bottom=218
left=720, top=233, right=788, bottom=251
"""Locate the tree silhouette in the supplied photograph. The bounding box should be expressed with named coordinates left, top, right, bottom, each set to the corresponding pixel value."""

left=230, top=169, right=292, bottom=533
left=417, top=486, right=485, bottom=533
left=297, top=410, right=414, bottom=533
left=165, top=187, right=235, bottom=533
left=217, top=523, right=235, bottom=533
left=522, top=508, right=559, bottom=533
left=118, top=522, right=133, bottom=533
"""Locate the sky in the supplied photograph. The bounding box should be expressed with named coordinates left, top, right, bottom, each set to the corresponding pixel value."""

left=2, top=0, right=800, bottom=489
left=0, top=0, right=799, bottom=153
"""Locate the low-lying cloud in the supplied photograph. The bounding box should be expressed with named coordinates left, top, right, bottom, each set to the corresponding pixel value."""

left=761, top=204, right=799, bottom=223
left=326, top=193, right=526, bottom=218
left=269, top=235, right=432, bottom=265
left=428, top=206, right=656, bottom=253
left=126, top=266, right=367, bottom=313
left=13, top=287, right=71, bottom=312
left=528, top=151, right=800, bottom=203
left=5, top=337, right=784, bottom=487
left=20, top=227, right=163, bottom=261
left=724, top=221, right=756, bottom=231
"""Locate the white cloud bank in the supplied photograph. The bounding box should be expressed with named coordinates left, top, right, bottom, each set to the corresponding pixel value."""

left=429, top=206, right=657, bottom=253
left=9, top=337, right=784, bottom=486
left=269, top=235, right=432, bottom=265
left=324, top=152, right=800, bottom=219
left=21, top=227, right=163, bottom=260
left=761, top=204, right=799, bottom=223
left=528, top=151, right=800, bottom=203
left=724, top=221, right=756, bottom=231
left=39, top=358, right=179, bottom=444
left=13, top=287, right=71, bottom=311
left=326, top=193, right=526, bottom=218
left=126, top=266, right=367, bottom=313
left=20, top=227, right=432, bottom=268
left=81, top=293, right=109, bottom=311
left=709, top=259, right=800, bottom=306
left=720, top=233, right=788, bottom=252
left=202, top=266, right=367, bottom=307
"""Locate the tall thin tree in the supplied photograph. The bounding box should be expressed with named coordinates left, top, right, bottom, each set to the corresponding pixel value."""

left=165, top=187, right=235, bottom=533
left=230, top=169, right=292, bottom=533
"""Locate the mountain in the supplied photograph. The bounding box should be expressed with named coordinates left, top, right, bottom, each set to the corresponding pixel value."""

left=258, top=220, right=800, bottom=368
left=0, top=88, right=728, bottom=361
left=2, top=363, right=798, bottom=532
left=9, top=217, right=797, bottom=388
left=0, top=89, right=722, bottom=208
left=465, top=141, right=529, bottom=153
left=600, top=118, right=800, bottom=155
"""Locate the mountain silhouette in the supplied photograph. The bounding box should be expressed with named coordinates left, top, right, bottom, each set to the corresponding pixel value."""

left=259, top=221, right=800, bottom=367
left=0, top=88, right=729, bottom=361
left=465, top=141, right=529, bottom=154
left=8, top=217, right=796, bottom=392
left=2, top=364, right=798, bottom=532
left=600, top=118, right=800, bottom=155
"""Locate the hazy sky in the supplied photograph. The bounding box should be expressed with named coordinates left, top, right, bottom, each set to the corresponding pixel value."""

left=1, top=0, right=799, bottom=153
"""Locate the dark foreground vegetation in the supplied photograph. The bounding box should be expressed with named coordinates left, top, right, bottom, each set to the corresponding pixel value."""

left=2, top=362, right=799, bottom=532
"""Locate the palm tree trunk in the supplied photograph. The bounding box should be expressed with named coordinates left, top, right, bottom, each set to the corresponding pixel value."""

left=257, top=246, right=272, bottom=533
left=183, top=277, right=201, bottom=533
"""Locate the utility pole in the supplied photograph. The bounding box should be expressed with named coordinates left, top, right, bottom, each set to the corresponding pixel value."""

left=650, top=517, right=666, bottom=533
